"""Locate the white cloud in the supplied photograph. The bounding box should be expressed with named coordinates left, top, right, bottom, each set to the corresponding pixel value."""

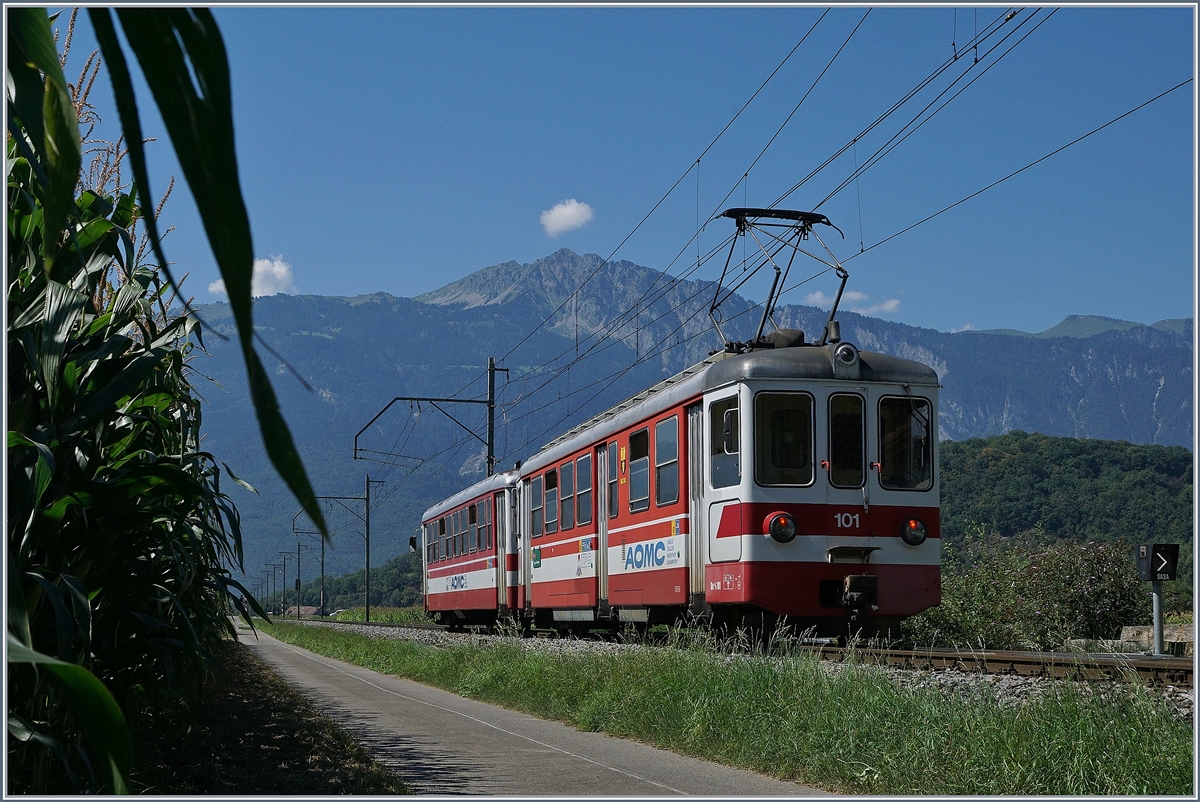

left=208, top=256, right=298, bottom=298
left=951, top=323, right=975, bottom=333
left=850, top=298, right=901, bottom=316
left=540, top=199, right=595, bottom=236
left=804, top=289, right=867, bottom=308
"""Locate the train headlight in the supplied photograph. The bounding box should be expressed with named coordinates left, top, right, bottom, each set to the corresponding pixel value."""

left=899, top=518, right=927, bottom=546
left=768, top=513, right=797, bottom=544
left=834, top=342, right=859, bottom=368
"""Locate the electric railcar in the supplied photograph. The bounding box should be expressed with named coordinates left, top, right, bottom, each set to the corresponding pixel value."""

left=420, top=330, right=940, bottom=636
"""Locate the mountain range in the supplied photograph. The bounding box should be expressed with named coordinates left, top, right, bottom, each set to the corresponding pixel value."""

left=190, top=249, right=1193, bottom=582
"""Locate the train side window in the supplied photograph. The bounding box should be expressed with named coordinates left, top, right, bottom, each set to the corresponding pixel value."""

left=531, top=476, right=544, bottom=538
left=576, top=453, right=593, bottom=525
left=607, top=442, right=618, bottom=519
left=878, top=396, right=933, bottom=490
left=629, top=429, right=650, bottom=513
left=545, top=469, right=559, bottom=534
left=829, top=394, right=865, bottom=488
left=511, top=490, right=520, bottom=544
left=468, top=505, right=478, bottom=553
left=560, top=461, right=575, bottom=530
left=755, top=392, right=814, bottom=486
left=655, top=417, right=679, bottom=505
left=709, top=395, right=740, bottom=489
left=481, top=500, right=492, bottom=550
left=439, top=518, right=446, bottom=560
left=454, top=509, right=463, bottom=556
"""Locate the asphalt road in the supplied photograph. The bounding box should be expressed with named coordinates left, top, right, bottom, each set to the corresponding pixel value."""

left=236, top=624, right=829, bottom=796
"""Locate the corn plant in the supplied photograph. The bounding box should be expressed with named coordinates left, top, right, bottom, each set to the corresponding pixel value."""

left=6, top=7, right=324, bottom=793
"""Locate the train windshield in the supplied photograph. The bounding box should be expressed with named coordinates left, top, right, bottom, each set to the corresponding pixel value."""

left=878, top=396, right=933, bottom=490
left=754, top=392, right=814, bottom=486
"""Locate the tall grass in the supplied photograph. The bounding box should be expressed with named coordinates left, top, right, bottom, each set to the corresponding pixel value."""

left=267, top=621, right=1193, bottom=795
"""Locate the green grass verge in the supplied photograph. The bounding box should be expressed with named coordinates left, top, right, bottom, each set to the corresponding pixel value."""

left=264, top=621, right=1192, bottom=795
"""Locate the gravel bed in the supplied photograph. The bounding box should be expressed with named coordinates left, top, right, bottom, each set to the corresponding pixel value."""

left=302, top=621, right=1194, bottom=720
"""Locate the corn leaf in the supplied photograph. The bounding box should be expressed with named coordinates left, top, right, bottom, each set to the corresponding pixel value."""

left=7, top=634, right=131, bottom=794
left=88, top=7, right=327, bottom=538
left=40, top=280, right=87, bottom=406
left=6, top=7, right=81, bottom=269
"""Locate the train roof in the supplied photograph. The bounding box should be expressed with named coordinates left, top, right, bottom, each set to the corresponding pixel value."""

left=420, top=341, right=942, bottom=505
left=422, top=468, right=519, bottom=522
left=520, top=341, right=938, bottom=476
left=704, top=344, right=939, bottom=390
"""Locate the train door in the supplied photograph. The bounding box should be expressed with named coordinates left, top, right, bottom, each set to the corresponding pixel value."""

left=686, top=403, right=706, bottom=597
left=595, top=443, right=610, bottom=603
left=519, top=479, right=533, bottom=611
left=706, top=389, right=742, bottom=563
left=825, top=389, right=869, bottom=506
left=493, top=491, right=506, bottom=608
left=825, top=388, right=875, bottom=552
left=421, top=522, right=431, bottom=600
left=507, top=486, right=521, bottom=612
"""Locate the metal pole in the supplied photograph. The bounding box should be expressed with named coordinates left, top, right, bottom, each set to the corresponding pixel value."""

left=297, top=541, right=302, bottom=619
left=268, top=564, right=281, bottom=615
left=365, top=474, right=371, bottom=623
left=279, top=553, right=292, bottom=616
left=488, top=356, right=496, bottom=476
left=320, top=536, right=326, bottom=617
left=1152, top=579, right=1164, bottom=655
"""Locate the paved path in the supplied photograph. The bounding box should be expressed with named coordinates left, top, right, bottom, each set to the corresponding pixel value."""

left=236, top=624, right=829, bottom=796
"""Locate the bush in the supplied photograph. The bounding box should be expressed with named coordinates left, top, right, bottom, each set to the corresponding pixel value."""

left=905, top=530, right=1151, bottom=650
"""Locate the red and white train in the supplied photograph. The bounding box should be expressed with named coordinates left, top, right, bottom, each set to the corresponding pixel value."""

left=419, top=328, right=940, bottom=637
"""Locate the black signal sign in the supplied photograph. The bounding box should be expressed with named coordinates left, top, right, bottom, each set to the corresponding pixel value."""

left=1137, top=543, right=1179, bottom=581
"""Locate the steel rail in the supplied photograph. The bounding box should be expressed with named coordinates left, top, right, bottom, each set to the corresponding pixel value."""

left=808, top=645, right=1193, bottom=687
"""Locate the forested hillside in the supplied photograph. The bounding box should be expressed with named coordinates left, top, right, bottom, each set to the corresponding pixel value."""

left=940, top=431, right=1193, bottom=544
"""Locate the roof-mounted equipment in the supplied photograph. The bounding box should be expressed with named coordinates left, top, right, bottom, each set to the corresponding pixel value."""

left=709, top=207, right=849, bottom=353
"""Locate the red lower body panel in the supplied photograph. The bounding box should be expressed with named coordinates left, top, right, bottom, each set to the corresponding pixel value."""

left=530, top=576, right=596, bottom=608
left=608, top=567, right=689, bottom=607
left=704, top=562, right=939, bottom=618
left=427, top=587, right=496, bottom=612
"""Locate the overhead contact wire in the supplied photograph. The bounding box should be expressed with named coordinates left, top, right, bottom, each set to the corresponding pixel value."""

left=845, top=78, right=1194, bottom=260
left=447, top=11, right=830, bottom=400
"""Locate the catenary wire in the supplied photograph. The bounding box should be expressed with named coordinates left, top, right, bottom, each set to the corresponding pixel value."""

left=444, top=12, right=831, bottom=402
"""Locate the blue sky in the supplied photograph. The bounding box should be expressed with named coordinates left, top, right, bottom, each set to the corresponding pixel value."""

left=65, top=5, right=1194, bottom=335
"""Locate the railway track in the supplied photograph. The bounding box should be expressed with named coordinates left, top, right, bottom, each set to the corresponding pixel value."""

left=290, top=617, right=1193, bottom=687
left=811, top=644, right=1193, bottom=687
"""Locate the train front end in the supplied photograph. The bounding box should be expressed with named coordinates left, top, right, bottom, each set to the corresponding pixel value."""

left=699, top=339, right=940, bottom=636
